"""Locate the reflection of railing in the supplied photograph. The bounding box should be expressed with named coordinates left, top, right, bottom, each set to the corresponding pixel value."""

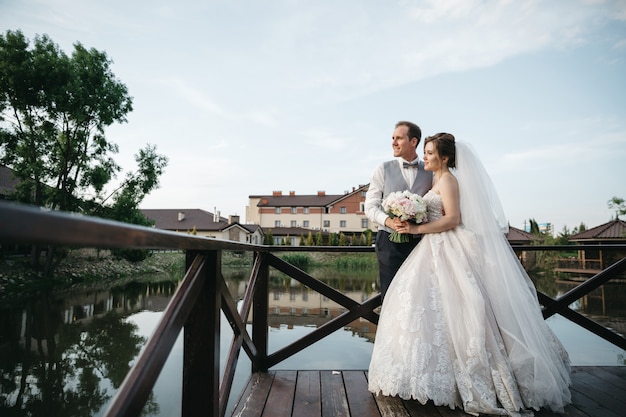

left=2, top=201, right=625, bottom=417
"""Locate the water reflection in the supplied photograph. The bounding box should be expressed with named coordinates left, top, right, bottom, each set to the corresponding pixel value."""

left=0, top=267, right=624, bottom=417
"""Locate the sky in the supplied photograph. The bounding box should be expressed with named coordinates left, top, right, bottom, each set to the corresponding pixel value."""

left=2, top=0, right=625, bottom=234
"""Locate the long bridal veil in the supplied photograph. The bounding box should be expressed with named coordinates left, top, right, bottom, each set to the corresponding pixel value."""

left=453, top=142, right=571, bottom=412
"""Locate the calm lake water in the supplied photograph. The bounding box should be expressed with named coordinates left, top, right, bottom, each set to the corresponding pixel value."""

left=1, top=263, right=625, bottom=417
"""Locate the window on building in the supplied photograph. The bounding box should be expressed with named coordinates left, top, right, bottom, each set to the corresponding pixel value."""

left=361, top=191, right=367, bottom=197
left=275, top=207, right=281, bottom=214
left=303, top=220, right=309, bottom=227
left=275, top=220, right=281, bottom=227
left=362, top=218, right=368, bottom=228
left=360, top=202, right=365, bottom=212
left=323, top=220, right=330, bottom=228
left=340, top=206, right=346, bottom=214
left=291, top=207, right=297, bottom=214
left=340, top=220, right=346, bottom=227
left=291, top=220, right=296, bottom=227
left=303, top=207, right=310, bottom=214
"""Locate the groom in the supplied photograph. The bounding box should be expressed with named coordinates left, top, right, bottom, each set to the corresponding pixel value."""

left=364, top=121, right=433, bottom=301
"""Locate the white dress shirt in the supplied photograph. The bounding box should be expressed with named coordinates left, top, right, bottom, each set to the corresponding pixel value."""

left=365, top=157, right=420, bottom=228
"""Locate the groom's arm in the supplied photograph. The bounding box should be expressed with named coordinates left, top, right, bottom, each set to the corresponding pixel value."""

left=365, top=163, right=390, bottom=228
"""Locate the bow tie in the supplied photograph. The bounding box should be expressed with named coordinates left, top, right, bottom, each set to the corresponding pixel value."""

left=403, top=161, right=419, bottom=169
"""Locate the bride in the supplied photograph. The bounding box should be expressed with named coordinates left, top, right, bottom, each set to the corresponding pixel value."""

left=367, top=133, right=571, bottom=416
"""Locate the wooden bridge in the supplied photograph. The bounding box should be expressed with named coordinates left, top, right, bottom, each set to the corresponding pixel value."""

left=1, top=201, right=625, bottom=417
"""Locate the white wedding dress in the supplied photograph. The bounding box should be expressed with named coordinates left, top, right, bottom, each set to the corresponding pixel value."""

left=368, top=181, right=571, bottom=415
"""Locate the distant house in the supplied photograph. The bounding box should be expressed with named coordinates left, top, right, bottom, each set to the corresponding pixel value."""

left=247, top=185, right=370, bottom=235
left=506, top=225, right=539, bottom=269
left=141, top=209, right=264, bottom=244
left=561, top=218, right=626, bottom=275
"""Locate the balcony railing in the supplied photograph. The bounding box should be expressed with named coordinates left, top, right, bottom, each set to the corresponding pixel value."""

left=1, top=201, right=625, bottom=417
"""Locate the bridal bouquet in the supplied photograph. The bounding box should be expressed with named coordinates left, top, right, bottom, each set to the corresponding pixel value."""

left=382, top=190, right=428, bottom=243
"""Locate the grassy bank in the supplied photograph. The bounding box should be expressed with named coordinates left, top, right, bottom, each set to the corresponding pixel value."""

left=0, top=251, right=186, bottom=299
left=0, top=250, right=377, bottom=300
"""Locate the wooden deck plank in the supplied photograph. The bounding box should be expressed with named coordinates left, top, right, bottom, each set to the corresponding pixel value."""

left=230, top=367, right=626, bottom=417
left=569, top=386, right=623, bottom=417
left=230, top=371, right=275, bottom=417
left=320, top=370, right=350, bottom=417
left=586, top=366, right=626, bottom=389
left=261, top=370, right=297, bottom=417
left=574, top=367, right=626, bottom=407
left=292, top=371, right=322, bottom=417
left=342, top=371, right=380, bottom=417
left=373, top=394, right=411, bottom=417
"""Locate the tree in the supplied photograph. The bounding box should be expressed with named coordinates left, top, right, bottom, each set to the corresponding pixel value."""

left=570, top=222, right=587, bottom=235
left=1, top=30, right=130, bottom=211
left=306, top=231, right=314, bottom=246
left=528, top=218, right=541, bottom=235
left=315, top=231, right=324, bottom=246
left=608, top=196, right=626, bottom=219
left=0, top=30, right=167, bottom=268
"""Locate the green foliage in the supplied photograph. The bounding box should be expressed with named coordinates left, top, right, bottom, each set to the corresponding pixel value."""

left=0, top=30, right=167, bottom=220
left=338, top=233, right=347, bottom=246
left=556, top=226, right=571, bottom=246
left=315, top=230, right=324, bottom=246
left=113, top=248, right=149, bottom=263
left=280, top=253, right=311, bottom=269
left=572, top=222, right=587, bottom=235
left=528, top=218, right=541, bottom=235
left=264, top=229, right=274, bottom=245
left=608, top=196, right=625, bottom=219
left=364, top=229, right=373, bottom=246
left=0, top=30, right=169, bottom=273
left=332, top=254, right=377, bottom=270
left=306, top=231, right=314, bottom=246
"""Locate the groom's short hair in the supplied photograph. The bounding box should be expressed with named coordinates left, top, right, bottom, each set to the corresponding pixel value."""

left=395, top=121, right=422, bottom=146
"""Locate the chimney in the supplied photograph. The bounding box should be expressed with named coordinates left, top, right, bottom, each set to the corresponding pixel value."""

left=213, top=207, right=218, bottom=222
left=178, top=212, right=185, bottom=221
left=272, top=190, right=282, bottom=196
left=229, top=215, right=240, bottom=224
left=289, top=191, right=295, bottom=196
left=317, top=191, right=325, bottom=196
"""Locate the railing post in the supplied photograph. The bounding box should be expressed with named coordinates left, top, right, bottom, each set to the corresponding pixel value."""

left=182, top=250, right=221, bottom=416
left=252, top=252, right=269, bottom=372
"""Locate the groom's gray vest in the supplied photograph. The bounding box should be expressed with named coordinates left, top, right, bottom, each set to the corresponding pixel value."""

left=379, top=160, right=432, bottom=233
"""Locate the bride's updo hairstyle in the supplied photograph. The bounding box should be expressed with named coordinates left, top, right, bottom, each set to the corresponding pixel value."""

left=424, top=132, right=456, bottom=168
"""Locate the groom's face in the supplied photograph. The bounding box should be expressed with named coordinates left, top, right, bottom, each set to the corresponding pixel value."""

left=392, top=125, right=418, bottom=160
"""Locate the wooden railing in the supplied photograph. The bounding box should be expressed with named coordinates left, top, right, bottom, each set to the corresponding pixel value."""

left=1, top=201, right=625, bottom=417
